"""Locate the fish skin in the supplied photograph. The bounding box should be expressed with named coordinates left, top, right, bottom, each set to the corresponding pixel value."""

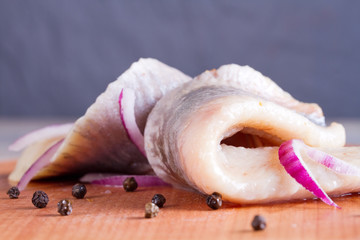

left=145, top=64, right=348, bottom=204
left=9, top=58, right=191, bottom=182
left=199, top=65, right=325, bottom=125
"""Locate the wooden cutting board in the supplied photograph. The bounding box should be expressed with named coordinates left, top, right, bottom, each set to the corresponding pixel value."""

left=1, top=161, right=360, bottom=240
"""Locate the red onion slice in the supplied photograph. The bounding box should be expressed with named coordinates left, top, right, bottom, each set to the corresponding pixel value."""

left=80, top=173, right=170, bottom=187
left=17, top=139, right=64, bottom=190
left=306, top=147, right=360, bottom=175
left=119, top=88, right=146, bottom=156
left=279, top=139, right=340, bottom=208
left=9, top=123, right=73, bottom=151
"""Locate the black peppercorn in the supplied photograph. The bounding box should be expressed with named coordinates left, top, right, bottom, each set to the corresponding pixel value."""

left=206, top=192, right=222, bottom=210
left=72, top=183, right=87, bottom=199
left=7, top=186, right=20, bottom=199
left=123, top=177, right=138, bottom=192
left=145, top=202, right=159, bottom=218
left=251, top=215, right=266, bottom=231
left=32, top=190, right=49, bottom=208
left=151, top=194, right=166, bottom=208
left=57, top=199, right=73, bottom=216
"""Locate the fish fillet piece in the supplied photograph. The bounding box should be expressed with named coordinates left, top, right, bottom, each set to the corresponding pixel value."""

left=145, top=64, right=351, bottom=204
left=200, top=65, right=325, bottom=125
left=8, top=124, right=72, bottom=184
left=9, top=58, right=191, bottom=183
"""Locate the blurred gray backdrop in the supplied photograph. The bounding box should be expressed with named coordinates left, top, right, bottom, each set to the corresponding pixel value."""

left=1, top=1, right=359, bottom=118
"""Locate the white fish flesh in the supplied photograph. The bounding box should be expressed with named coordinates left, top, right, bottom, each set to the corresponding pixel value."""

left=144, top=64, right=358, bottom=204
left=9, top=58, right=191, bottom=183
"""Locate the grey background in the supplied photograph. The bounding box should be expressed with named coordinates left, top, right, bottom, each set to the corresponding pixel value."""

left=1, top=1, right=359, bottom=119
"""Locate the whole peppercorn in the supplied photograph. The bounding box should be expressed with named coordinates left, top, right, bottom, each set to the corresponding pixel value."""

left=123, top=177, right=138, bottom=192
left=32, top=190, right=49, bottom=208
left=57, top=199, right=73, bottom=216
left=7, top=186, right=20, bottom=199
left=206, top=192, right=222, bottom=210
left=251, top=215, right=266, bottom=231
left=145, top=202, right=159, bottom=218
left=151, top=194, right=166, bottom=208
left=72, top=183, right=87, bottom=199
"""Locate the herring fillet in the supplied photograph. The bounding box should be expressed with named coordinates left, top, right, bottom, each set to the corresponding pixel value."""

left=197, top=65, right=325, bottom=125
left=144, top=64, right=354, bottom=204
left=9, top=58, right=191, bottom=183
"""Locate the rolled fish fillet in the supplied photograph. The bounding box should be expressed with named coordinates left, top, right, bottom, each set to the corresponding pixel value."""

left=9, top=58, right=191, bottom=185
left=144, top=64, right=360, bottom=204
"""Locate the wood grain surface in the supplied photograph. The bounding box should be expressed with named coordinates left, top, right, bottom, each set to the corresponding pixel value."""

left=1, top=161, right=360, bottom=240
